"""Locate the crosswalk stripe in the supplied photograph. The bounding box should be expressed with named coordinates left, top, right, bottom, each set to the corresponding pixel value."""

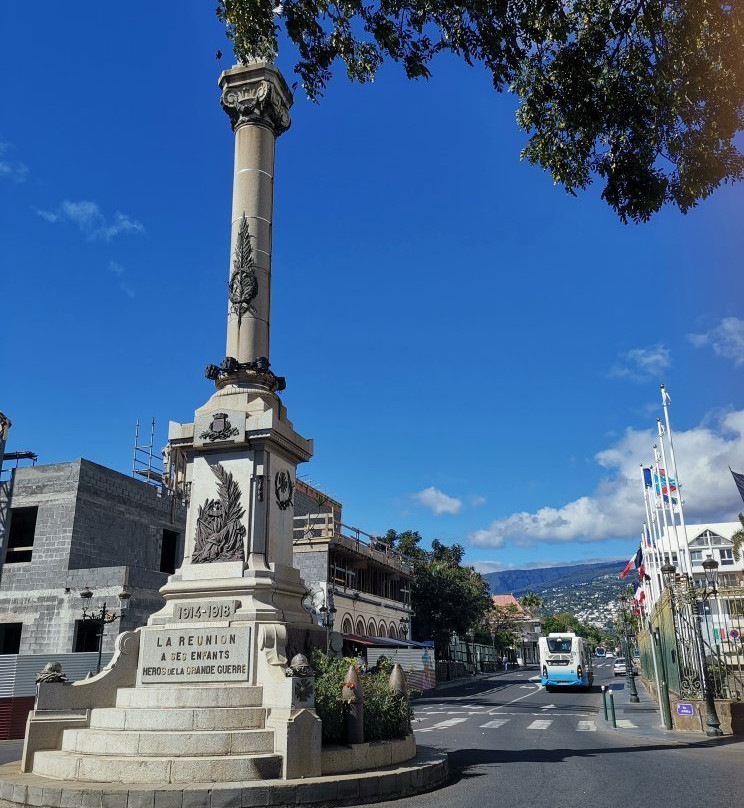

left=416, top=717, right=469, bottom=733
left=616, top=719, right=637, bottom=728
left=527, top=720, right=552, bottom=730
left=576, top=721, right=596, bottom=731
left=480, top=719, right=510, bottom=729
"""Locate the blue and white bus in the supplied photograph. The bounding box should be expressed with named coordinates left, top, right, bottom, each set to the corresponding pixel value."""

left=539, top=632, right=594, bottom=691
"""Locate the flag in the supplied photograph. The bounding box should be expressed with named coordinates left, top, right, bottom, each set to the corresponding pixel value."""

left=621, top=546, right=642, bottom=579
left=642, top=524, right=654, bottom=549
left=643, top=467, right=653, bottom=488
left=654, top=468, right=678, bottom=504
left=730, top=467, right=744, bottom=505
left=634, top=584, right=646, bottom=604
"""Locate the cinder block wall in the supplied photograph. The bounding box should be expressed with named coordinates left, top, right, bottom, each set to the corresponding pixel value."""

left=0, top=460, right=186, bottom=655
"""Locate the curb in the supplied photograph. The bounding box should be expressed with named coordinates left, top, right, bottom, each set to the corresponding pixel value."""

left=0, top=748, right=448, bottom=808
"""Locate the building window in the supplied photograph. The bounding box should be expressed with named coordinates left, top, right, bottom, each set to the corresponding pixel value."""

left=160, top=529, right=179, bottom=574
left=720, top=549, right=734, bottom=566
left=5, top=506, right=37, bottom=563
left=0, top=623, right=22, bottom=654
left=355, top=619, right=365, bottom=635
left=73, top=619, right=100, bottom=653
left=690, top=550, right=703, bottom=566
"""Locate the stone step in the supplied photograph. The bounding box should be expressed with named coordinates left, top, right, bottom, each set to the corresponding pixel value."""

left=115, top=685, right=263, bottom=709
left=90, top=706, right=266, bottom=731
left=32, top=750, right=283, bottom=784
left=61, top=728, right=275, bottom=757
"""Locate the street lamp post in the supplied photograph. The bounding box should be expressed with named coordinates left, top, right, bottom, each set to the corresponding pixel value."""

left=80, top=587, right=131, bottom=674
left=661, top=559, right=723, bottom=737
left=618, top=594, right=640, bottom=703
left=318, top=590, right=337, bottom=650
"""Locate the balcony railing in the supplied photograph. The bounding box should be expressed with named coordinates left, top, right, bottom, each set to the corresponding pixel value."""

left=293, top=513, right=413, bottom=574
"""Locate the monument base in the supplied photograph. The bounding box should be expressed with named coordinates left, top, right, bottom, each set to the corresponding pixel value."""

left=22, top=621, right=326, bottom=784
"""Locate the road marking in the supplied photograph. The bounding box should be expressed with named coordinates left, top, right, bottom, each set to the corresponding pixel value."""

left=576, top=721, right=596, bottom=731
left=480, top=719, right=510, bottom=729
left=540, top=704, right=556, bottom=710
left=528, top=675, right=541, bottom=682
left=416, top=717, right=469, bottom=733
left=527, top=720, right=552, bottom=730
left=616, top=719, right=638, bottom=728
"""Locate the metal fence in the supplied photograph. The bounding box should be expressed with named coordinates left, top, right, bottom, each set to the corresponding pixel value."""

left=644, top=586, right=744, bottom=702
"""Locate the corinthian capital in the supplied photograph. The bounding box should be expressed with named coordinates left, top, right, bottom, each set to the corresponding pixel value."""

left=219, top=63, right=292, bottom=136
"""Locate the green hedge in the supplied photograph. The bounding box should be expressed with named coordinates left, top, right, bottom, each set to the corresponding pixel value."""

left=312, top=651, right=413, bottom=744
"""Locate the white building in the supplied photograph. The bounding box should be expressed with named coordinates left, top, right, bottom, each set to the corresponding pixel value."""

left=646, top=521, right=743, bottom=602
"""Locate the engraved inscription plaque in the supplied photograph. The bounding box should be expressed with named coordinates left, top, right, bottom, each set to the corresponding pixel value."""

left=140, top=625, right=251, bottom=684
left=174, top=601, right=240, bottom=622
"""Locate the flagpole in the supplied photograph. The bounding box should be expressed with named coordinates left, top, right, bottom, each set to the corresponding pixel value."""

left=640, top=465, right=661, bottom=601
left=644, top=466, right=665, bottom=595
left=660, top=384, right=691, bottom=575
left=657, top=418, right=688, bottom=576
left=653, top=444, right=682, bottom=577
left=641, top=524, right=657, bottom=604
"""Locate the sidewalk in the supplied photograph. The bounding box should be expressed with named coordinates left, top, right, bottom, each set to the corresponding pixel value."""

left=597, top=676, right=717, bottom=745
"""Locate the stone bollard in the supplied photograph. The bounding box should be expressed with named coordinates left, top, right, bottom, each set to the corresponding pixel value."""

left=389, top=663, right=407, bottom=696
left=342, top=664, right=364, bottom=744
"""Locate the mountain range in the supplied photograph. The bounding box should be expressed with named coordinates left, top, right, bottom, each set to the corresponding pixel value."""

left=484, top=560, right=626, bottom=598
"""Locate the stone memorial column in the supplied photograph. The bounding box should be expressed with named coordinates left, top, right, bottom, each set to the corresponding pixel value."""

left=219, top=63, right=292, bottom=377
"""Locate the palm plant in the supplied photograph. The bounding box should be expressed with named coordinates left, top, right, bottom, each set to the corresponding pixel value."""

left=731, top=513, right=744, bottom=561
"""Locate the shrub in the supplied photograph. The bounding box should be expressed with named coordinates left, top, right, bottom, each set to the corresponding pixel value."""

left=312, top=650, right=413, bottom=745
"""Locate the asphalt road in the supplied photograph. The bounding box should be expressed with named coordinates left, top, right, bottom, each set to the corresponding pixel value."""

left=378, top=663, right=742, bottom=808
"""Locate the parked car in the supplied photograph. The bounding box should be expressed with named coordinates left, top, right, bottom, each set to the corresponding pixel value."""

left=613, top=658, right=627, bottom=676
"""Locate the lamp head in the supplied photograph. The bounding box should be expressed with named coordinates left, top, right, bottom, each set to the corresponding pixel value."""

left=702, top=555, right=719, bottom=591
left=661, top=562, right=676, bottom=585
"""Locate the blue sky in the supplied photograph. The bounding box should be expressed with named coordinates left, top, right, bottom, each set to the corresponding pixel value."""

left=2, top=2, right=743, bottom=573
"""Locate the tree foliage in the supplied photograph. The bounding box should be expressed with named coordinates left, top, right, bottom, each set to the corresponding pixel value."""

left=731, top=513, right=744, bottom=562
left=381, top=529, right=492, bottom=652
left=542, top=611, right=610, bottom=647
left=478, top=602, right=523, bottom=648
left=520, top=591, right=544, bottom=614
left=216, top=0, right=743, bottom=221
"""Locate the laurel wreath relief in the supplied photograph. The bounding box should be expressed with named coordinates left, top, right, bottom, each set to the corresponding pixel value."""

left=228, top=213, right=258, bottom=327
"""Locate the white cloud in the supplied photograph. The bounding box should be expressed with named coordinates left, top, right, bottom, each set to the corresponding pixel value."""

left=37, top=200, right=144, bottom=241
left=0, top=141, right=28, bottom=183
left=688, top=318, right=744, bottom=367
left=108, top=261, right=135, bottom=298
left=469, top=495, right=487, bottom=507
left=413, top=486, right=462, bottom=515
left=609, top=344, right=671, bottom=382
left=469, top=408, right=744, bottom=548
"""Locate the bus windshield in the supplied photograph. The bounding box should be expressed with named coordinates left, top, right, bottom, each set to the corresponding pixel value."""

left=546, top=638, right=573, bottom=654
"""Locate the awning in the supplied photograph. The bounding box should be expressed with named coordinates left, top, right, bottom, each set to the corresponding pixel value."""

left=342, top=634, right=433, bottom=649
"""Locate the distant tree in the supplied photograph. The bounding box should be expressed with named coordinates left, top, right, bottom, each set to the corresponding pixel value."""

left=479, top=603, right=522, bottom=650
left=542, top=611, right=608, bottom=648
left=731, top=514, right=744, bottom=562
left=217, top=0, right=743, bottom=222
left=520, top=591, right=544, bottom=614
left=381, top=528, right=492, bottom=654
